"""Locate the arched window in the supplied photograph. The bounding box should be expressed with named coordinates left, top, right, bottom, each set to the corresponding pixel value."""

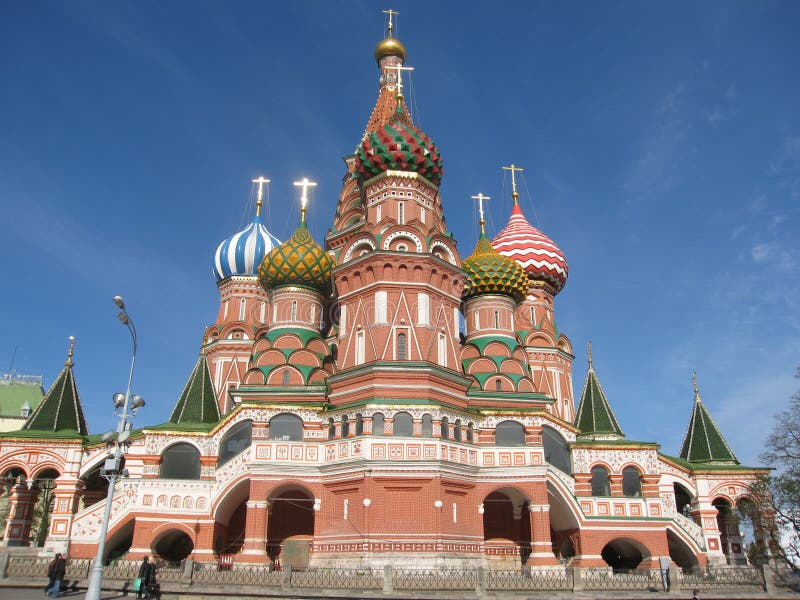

left=355, top=413, right=363, bottom=436
left=622, top=466, right=642, bottom=497
left=328, top=418, right=335, bottom=440
left=591, top=465, right=611, bottom=496
left=454, top=419, right=462, bottom=442
left=495, top=378, right=502, bottom=392
left=440, top=416, right=450, bottom=439
left=218, top=420, right=253, bottom=466
left=160, top=443, right=201, bottom=479
left=291, top=300, right=297, bottom=321
left=421, top=414, right=433, bottom=437
left=467, top=423, right=474, bottom=443
left=269, top=413, right=303, bottom=441
left=542, top=425, right=572, bottom=474
left=282, top=370, right=291, bottom=385
left=397, top=332, right=407, bottom=360
left=341, top=414, right=350, bottom=437
left=393, top=412, right=413, bottom=436
left=372, top=412, right=385, bottom=435
left=495, top=420, right=525, bottom=446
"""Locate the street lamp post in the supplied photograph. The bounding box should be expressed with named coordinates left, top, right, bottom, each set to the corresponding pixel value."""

left=85, top=296, right=145, bottom=600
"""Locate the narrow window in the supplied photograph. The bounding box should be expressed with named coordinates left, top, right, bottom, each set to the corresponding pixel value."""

left=417, top=293, right=429, bottom=325
left=341, top=415, right=350, bottom=437
left=452, top=502, right=457, bottom=523
left=437, top=332, right=447, bottom=367
left=376, top=204, right=382, bottom=221
left=291, top=300, right=297, bottom=321
left=440, top=416, right=449, bottom=440
left=328, top=418, right=335, bottom=440
left=223, top=300, right=229, bottom=319
left=375, top=291, right=387, bottom=323
left=310, top=304, right=316, bottom=324
left=340, top=305, right=347, bottom=336
left=622, top=466, right=642, bottom=497
left=259, top=301, right=266, bottom=323
left=591, top=466, right=611, bottom=496
left=343, top=498, right=349, bottom=520
left=467, top=423, right=474, bottom=443
left=420, top=206, right=426, bottom=224
left=494, top=310, right=500, bottom=329
left=355, top=414, right=364, bottom=436
left=356, top=330, right=365, bottom=364
left=454, top=419, right=462, bottom=442
left=421, top=414, right=433, bottom=437
left=397, top=332, right=407, bottom=360
left=393, top=412, right=413, bottom=436
left=530, top=305, right=536, bottom=326
left=495, top=378, right=502, bottom=391
left=372, top=412, right=385, bottom=435
left=398, top=201, right=405, bottom=224
left=239, top=298, right=246, bottom=320
left=474, top=312, right=480, bottom=330
left=282, top=370, right=290, bottom=385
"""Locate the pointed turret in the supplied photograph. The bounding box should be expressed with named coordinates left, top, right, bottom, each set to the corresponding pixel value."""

left=169, top=347, right=221, bottom=425
left=23, top=337, right=88, bottom=436
left=679, top=372, right=738, bottom=464
left=574, top=342, right=624, bottom=439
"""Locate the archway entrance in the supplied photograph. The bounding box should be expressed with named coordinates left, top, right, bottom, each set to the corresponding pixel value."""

left=713, top=497, right=745, bottom=564
left=154, top=529, right=194, bottom=564
left=482, top=488, right=532, bottom=564
left=213, top=479, right=250, bottom=556
left=266, top=486, right=315, bottom=568
left=105, top=519, right=134, bottom=563
left=600, top=538, right=647, bottom=571
left=667, top=529, right=700, bottom=572
left=548, top=481, right=579, bottom=563
left=31, top=469, right=59, bottom=547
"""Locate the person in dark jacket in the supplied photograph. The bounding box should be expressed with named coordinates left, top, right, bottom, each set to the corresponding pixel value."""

left=45, top=553, right=66, bottom=598
left=136, top=556, right=151, bottom=599
left=137, top=556, right=158, bottom=600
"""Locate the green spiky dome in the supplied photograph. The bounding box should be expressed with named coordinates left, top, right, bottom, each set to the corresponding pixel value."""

left=259, top=221, right=333, bottom=294
left=462, top=234, right=528, bottom=303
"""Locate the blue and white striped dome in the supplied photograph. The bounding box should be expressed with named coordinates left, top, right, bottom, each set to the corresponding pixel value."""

left=213, top=215, right=281, bottom=282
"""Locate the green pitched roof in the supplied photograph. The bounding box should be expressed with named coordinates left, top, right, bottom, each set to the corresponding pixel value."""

left=22, top=351, right=88, bottom=436
left=168, top=353, right=221, bottom=425
left=0, top=376, right=44, bottom=418
left=574, top=352, right=624, bottom=440
left=679, top=377, right=738, bottom=465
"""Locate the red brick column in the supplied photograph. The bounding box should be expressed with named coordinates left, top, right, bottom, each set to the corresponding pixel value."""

left=45, top=478, right=83, bottom=554
left=3, top=479, right=37, bottom=546
left=526, top=504, right=558, bottom=566
left=609, top=474, right=623, bottom=497
left=240, top=499, right=269, bottom=563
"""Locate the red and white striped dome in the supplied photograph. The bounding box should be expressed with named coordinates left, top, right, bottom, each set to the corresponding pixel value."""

left=492, top=205, right=568, bottom=295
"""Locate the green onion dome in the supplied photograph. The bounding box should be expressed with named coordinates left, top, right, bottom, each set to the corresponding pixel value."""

left=354, top=109, right=444, bottom=186
left=259, top=220, right=333, bottom=294
left=462, top=233, right=529, bottom=303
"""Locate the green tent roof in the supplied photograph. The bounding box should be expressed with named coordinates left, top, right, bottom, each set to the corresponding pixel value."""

left=0, top=376, right=44, bottom=418
left=22, top=347, right=88, bottom=437
left=679, top=376, right=738, bottom=464
left=574, top=350, right=624, bottom=440
left=168, top=353, right=221, bottom=425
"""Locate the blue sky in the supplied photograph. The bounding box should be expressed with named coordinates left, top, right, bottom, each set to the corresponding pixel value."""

left=1, top=2, right=798, bottom=465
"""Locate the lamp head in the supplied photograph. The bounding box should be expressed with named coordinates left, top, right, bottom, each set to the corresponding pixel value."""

left=100, top=430, right=115, bottom=444
left=112, top=393, right=126, bottom=408
left=113, top=296, right=125, bottom=309
left=117, top=312, right=129, bottom=325
left=130, top=395, right=145, bottom=410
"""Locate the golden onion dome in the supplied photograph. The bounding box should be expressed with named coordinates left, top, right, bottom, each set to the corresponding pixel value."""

left=374, top=35, right=406, bottom=63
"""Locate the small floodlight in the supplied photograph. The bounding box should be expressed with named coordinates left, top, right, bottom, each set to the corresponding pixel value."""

left=112, top=393, right=126, bottom=408
left=100, top=431, right=115, bottom=444
left=130, top=395, right=145, bottom=410
left=117, top=312, right=129, bottom=325
left=117, top=430, right=131, bottom=445
left=113, top=296, right=125, bottom=309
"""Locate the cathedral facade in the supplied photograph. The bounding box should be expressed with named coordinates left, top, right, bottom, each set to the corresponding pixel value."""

left=0, top=21, right=766, bottom=573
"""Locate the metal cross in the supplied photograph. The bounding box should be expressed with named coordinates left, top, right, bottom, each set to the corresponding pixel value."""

left=294, top=177, right=318, bottom=215
left=692, top=371, right=700, bottom=398
left=387, top=64, right=414, bottom=96
left=471, top=193, right=491, bottom=233
left=252, top=176, right=270, bottom=216
left=383, top=9, right=399, bottom=34
left=587, top=340, right=593, bottom=369
left=502, top=163, right=524, bottom=203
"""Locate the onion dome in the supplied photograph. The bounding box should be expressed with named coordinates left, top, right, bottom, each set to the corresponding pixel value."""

left=213, top=213, right=281, bottom=282
left=462, top=233, right=529, bottom=303
left=375, top=35, right=406, bottom=63
left=259, top=220, right=333, bottom=294
left=354, top=109, right=444, bottom=185
left=492, top=204, right=569, bottom=294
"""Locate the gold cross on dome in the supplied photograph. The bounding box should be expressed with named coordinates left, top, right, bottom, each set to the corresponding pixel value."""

left=471, top=193, right=491, bottom=234
left=502, top=163, right=524, bottom=204
left=383, top=9, right=399, bottom=35
left=294, top=177, right=317, bottom=221
left=387, top=63, right=414, bottom=97
left=252, top=176, right=270, bottom=216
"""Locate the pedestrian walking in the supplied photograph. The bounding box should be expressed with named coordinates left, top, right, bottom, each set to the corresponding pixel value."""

left=45, top=553, right=66, bottom=598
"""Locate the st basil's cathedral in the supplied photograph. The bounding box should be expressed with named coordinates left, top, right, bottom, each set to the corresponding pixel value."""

left=0, top=16, right=767, bottom=573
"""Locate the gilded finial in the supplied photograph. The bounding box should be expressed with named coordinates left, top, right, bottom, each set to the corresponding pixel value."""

left=383, top=9, right=399, bottom=37
left=692, top=371, right=701, bottom=402
left=293, top=177, right=317, bottom=224
left=66, top=336, right=75, bottom=366
left=502, top=163, right=524, bottom=206
left=587, top=340, right=593, bottom=370
left=252, top=176, right=270, bottom=218
left=471, top=193, right=491, bottom=236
